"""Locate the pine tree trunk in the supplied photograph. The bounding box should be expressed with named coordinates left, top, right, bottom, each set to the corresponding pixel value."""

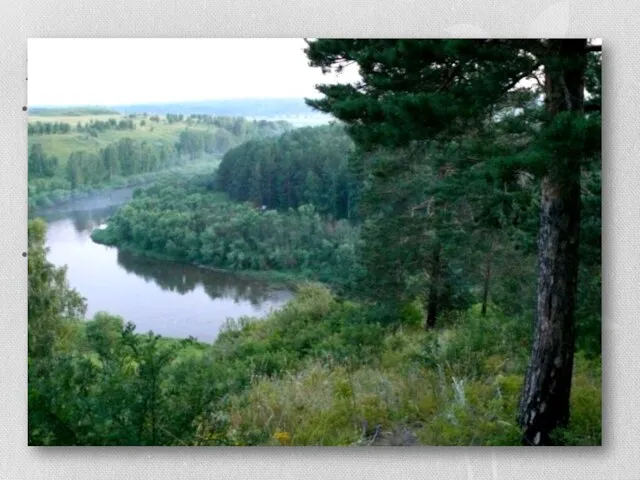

left=481, top=241, right=493, bottom=317
left=518, top=39, right=587, bottom=446
left=426, top=245, right=440, bottom=329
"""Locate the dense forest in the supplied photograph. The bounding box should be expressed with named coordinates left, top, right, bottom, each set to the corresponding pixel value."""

left=28, top=39, right=601, bottom=446
left=91, top=171, right=362, bottom=291
left=217, top=124, right=358, bottom=218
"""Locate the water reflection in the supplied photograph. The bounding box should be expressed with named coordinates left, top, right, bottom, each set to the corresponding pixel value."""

left=35, top=202, right=120, bottom=229
left=66, top=207, right=115, bottom=233
left=116, top=249, right=290, bottom=306
left=39, top=194, right=294, bottom=342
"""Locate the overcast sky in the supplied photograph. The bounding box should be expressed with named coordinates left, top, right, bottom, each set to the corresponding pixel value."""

left=28, top=38, right=361, bottom=106
left=28, top=38, right=600, bottom=107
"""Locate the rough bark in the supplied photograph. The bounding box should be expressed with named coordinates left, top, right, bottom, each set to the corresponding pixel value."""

left=426, top=245, right=440, bottom=329
left=518, top=39, right=587, bottom=446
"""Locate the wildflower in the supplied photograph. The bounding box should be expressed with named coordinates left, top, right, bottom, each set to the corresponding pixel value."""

left=273, top=430, right=291, bottom=446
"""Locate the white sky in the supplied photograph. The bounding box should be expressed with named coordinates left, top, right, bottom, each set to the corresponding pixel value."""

left=28, top=38, right=600, bottom=107
left=28, top=38, right=361, bottom=106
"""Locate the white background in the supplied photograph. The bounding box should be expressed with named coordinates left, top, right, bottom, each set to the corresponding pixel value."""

left=1, top=0, right=637, bottom=479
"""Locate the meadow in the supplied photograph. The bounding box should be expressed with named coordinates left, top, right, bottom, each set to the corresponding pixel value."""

left=28, top=113, right=219, bottom=166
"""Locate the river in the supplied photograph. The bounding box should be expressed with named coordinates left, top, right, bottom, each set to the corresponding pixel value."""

left=35, top=188, right=294, bottom=343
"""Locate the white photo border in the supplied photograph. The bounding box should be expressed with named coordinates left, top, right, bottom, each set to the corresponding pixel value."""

left=1, top=0, right=635, bottom=478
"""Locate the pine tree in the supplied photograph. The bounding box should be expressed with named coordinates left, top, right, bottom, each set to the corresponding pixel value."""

left=304, top=38, right=601, bottom=445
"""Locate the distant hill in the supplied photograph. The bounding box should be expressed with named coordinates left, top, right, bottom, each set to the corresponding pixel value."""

left=112, top=98, right=322, bottom=117
left=29, top=98, right=333, bottom=128
left=28, top=106, right=120, bottom=116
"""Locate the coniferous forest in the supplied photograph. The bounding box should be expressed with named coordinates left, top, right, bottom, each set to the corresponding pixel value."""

left=28, top=39, right=601, bottom=446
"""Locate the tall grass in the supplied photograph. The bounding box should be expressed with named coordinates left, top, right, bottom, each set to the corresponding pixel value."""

left=191, top=284, right=601, bottom=446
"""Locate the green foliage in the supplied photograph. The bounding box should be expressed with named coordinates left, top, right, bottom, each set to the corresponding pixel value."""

left=194, top=291, right=599, bottom=447
left=28, top=144, right=59, bottom=179
left=28, top=114, right=291, bottom=210
left=91, top=173, right=363, bottom=291
left=28, top=40, right=600, bottom=446
left=28, top=218, right=87, bottom=359
left=305, top=40, right=539, bottom=150
left=28, top=218, right=88, bottom=444
left=302, top=39, right=600, bottom=322
left=28, top=121, right=73, bottom=135
left=29, top=245, right=600, bottom=446
left=217, top=124, right=357, bottom=219
left=304, top=39, right=601, bottom=444
left=63, top=137, right=180, bottom=189
left=399, top=299, right=425, bottom=328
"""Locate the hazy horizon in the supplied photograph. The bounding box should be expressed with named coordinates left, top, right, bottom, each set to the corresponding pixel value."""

left=28, top=96, right=326, bottom=110
left=28, top=39, right=361, bottom=107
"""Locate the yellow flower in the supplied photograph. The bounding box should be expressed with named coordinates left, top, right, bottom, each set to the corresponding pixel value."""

left=273, top=430, right=291, bottom=446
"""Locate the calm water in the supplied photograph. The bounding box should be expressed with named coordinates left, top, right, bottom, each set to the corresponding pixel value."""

left=38, top=191, right=294, bottom=342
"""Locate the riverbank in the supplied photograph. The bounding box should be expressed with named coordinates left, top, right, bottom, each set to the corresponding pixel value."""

left=28, top=159, right=220, bottom=214
left=90, top=228, right=313, bottom=293
left=29, top=175, right=153, bottom=213
left=41, top=210, right=294, bottom=342
left=30, top=185, right=139, bottom=219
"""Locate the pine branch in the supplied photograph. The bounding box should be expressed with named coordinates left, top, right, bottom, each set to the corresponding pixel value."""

left=529, top=71, right=545, bottom=91
left=436, top=63, right=462, bottom=92
left=410, top=197, right=434, bottom=217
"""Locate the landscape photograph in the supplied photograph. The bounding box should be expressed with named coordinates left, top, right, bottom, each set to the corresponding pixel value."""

left=27, top=38, right=601, bottom=446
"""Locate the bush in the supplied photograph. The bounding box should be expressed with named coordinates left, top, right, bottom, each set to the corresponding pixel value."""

left=29, top=246, right=600, bottom=446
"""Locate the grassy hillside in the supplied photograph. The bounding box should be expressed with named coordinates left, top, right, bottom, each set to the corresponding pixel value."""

left=28, top=114, right=217, bottom=164
left=27, top=277, right=601, bottom=446
left=27, top=112, right=292, bottom=211
left=207, top=288, right=601, bottom=446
